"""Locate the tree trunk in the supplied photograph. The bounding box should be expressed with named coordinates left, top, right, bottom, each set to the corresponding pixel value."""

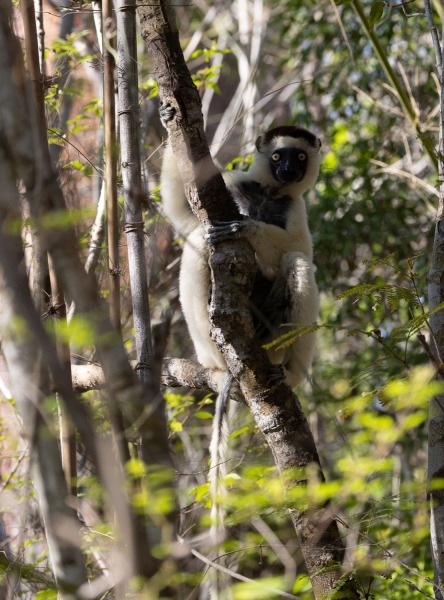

left=0, top=158, right=88, bottom=597
left=427, top=159, right=444, bottom=600
left=0, top=0, right=176, bottom=587
left=136, top=1, right=359, bottom=597
left=424, top=2, right=444, bottom=598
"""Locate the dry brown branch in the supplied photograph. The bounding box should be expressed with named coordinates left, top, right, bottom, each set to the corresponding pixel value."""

left=69, top=358, right=220, bottom=394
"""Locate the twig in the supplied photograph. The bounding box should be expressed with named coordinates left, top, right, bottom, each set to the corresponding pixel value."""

left=191, top=547, right=299, bottom=599
left=424, top=0, right=442, bottom=75
left=351, top=0, right=438, bottom=172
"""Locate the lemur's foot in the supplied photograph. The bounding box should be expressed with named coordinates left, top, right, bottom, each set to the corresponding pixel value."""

left=229, top=379, right=245, bottom=404
left=159, top=103, right=176, bottom=128
left=205, top=220, right=247, bottom=244
left=268, top=364, right=285, bottom=386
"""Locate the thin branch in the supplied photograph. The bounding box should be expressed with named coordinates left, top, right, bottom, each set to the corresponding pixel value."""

left=190, top=547, right=299, bottom=599
left=329, top=0, right=355, bottom=63
left=68, top=357, right=222, bottom=394
left=351, top=0, right=438, bottom=172
left=370, top=158, right=439, bottom=199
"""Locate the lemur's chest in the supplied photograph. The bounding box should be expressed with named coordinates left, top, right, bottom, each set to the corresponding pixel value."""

left=230, top=178, right=293, bottom=230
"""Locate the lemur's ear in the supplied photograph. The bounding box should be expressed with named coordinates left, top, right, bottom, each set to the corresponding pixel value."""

left=255, top=135, right=264, bottom=152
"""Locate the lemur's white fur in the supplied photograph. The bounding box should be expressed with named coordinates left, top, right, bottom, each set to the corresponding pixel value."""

left=160, top=133, right=320, bottom=387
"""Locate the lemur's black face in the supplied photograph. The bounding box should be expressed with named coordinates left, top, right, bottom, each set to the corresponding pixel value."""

left=269, top=147, right=308, bottom=184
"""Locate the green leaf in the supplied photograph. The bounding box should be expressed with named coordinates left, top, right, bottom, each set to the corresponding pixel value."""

left=322, top=151, right=339, bottom=170
left=264, top=322, right=321, bottom=351
left=70, top=159, right=84, bottom=171
left=229, top=426, right=250, bottom=440
left=36, top=591, right=58, bottom=600
left=192, top=482, right=209, bottom=503
left=126, top=457, right=146, bottom=478
left=170, top=419, right=183, bottom=433
left=232, top=576, right=288, bottom=599
left=196, top=411, right=213, bottom=420
left=369, top=1, right=385, bottom=28
left=336, top=282, right=385, bottom=301
left=224, top=472, right=241, bottom=482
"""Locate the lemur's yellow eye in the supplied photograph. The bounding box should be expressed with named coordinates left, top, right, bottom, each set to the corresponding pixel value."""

left=271, top=152, right=280, bottom=162
left=298, top=153, right=307, bottom=161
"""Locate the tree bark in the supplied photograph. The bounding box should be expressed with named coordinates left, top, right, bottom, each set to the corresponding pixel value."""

left=68, top=357, right=228, bottom=396
left=136, top=2, right=359, bottom=598
left=428, top=141, right=444, bottom=600
left=427, top=145, right=444, bottom=600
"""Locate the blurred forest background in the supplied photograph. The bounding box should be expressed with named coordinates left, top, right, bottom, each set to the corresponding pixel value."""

left=1, top=0, right=443, bottom=598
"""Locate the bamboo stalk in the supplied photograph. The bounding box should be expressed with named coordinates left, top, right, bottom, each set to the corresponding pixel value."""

left=102, top=0, right=121, bottom=333
left=116, top=0, right=153, bottom=384
left=114, top=5, right=174, bottom=573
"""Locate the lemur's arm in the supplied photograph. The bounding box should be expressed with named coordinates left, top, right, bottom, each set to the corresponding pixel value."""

left=160, top=104, right=200, bottom=238
left=206, top=218, right=312, bottom=278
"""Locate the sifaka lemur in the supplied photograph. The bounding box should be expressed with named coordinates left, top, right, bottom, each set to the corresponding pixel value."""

left=159, top=104, right=321, bottom=595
